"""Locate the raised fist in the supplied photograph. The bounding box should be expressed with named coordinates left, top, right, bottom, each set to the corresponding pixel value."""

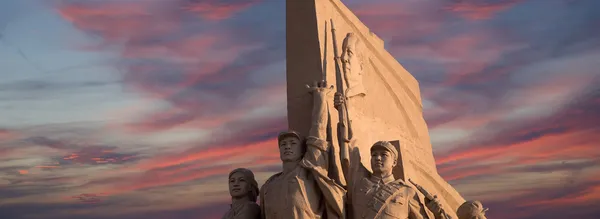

left=306, top=80, right=333, bottom=96
left=333, top=92, right=345, bottom=110
left=426, top=195, right=445, bottom=217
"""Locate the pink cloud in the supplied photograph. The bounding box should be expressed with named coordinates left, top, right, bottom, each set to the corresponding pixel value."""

left=56, top=0, right=280, bottom=135
left=0, top=128, right=18, bottom=142
left=444, top=0, right=524, bottom=20
left=183, top=0, right=260, bottom=21
left=351, top=1, right=443, bottom=41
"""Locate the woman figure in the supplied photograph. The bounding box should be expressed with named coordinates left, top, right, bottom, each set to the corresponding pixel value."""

left=222, top=168, right=261, bottom=219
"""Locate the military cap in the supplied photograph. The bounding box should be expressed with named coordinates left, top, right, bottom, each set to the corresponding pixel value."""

left=370, top=141, right=398, bottom=159
left=277, top=130, right=302, bottom=143
left=457, top=200, right=488, bottom=219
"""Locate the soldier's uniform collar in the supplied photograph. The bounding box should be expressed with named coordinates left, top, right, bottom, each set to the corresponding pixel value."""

left=369, top=173, right=395, bottom=185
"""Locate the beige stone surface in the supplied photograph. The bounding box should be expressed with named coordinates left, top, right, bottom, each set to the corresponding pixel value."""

left=286, top=0, right=465, bottom=217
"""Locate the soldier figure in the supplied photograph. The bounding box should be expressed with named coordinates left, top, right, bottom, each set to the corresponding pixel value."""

left=334, top=93, right=445, bottom=219
left=222, top=168, right=261, bottom=219
left=456, top=201, right=488, bottom=219
left=260, top=81, right=345, bottom=219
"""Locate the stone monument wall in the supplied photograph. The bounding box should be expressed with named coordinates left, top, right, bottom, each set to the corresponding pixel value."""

left=286, top=0, right=465, bottom=216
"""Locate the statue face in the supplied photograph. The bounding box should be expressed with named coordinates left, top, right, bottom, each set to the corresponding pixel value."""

left=228, top=172, right=249, bottom=198
left=341, top=47, right=356, bottom=71
left=370, top=149, right=396, bottom=175
left=278, top=136, right=303, bottom=162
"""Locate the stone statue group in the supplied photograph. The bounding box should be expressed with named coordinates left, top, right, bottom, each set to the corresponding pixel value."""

left=222, top=82, right=488, bottom=219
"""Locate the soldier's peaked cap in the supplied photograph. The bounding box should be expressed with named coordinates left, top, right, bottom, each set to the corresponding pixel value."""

left=277, top=130, right=302, bottom=143
left=457, top=200, right=488, bottom=218
left=370, top=141, right=398, bottom=159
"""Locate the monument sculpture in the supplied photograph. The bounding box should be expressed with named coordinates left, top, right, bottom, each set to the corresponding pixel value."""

left=220, top=0, right=492, bottom=218
left=287, top=0, right=467, bottom=218
left=259, top=81, right=345, bottom=219
left=223, top=168, right=261, bottom=219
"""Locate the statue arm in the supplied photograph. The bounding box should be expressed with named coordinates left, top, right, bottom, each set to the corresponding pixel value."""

left=302, top=84, right=347, bottom=217
left=308, top=83, right=328, bottom=140
left=302, top=87, right=330, bottom=170
left=303, top=79, right=332, bottom=164
left=408, top=188, right=432, bottom=219
left=334, top=92, right=368, bottom=187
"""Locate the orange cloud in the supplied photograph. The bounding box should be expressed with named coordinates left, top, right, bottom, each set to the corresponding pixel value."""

left=444, top=0, right=524, bottom=20
left=79, top=135, right=281, bottom=196
left=35, top=165, right=60, bottom=169
left=71, top=193, right=107, bottom=204
left=104, top=156, right=277, bottom=196
left=136, top=138, right=277, bottom=171
left=183, top=0, right=260, bottom=20
left=0, top=128, right=18, bottom=142
left=58, top=4, right=176, bottom=45
left=121, top=81, right=284, bottom=134
left=437, top=128, right=600, bottom=182
left=0, top=147, right=16, bottom=159
left=352, top=1, right=443, bottom=42
left=523, top=183, right=600, bottom=206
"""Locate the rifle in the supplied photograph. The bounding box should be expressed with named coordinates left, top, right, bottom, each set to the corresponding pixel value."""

left=330, top=19, right=352, bottom=181
left=409, top=179, right=453, bottom=219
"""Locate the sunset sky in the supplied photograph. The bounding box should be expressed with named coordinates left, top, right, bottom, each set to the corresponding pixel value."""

left=1, top=0, right=599, bottom=218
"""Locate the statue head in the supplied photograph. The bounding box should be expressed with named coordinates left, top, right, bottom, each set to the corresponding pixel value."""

left=340, top=32, right=366, bottom=98
left=228, top=168, right=259, bottom=202
left=341, top=33, right=361, bottom=66
left=457, top=200, right=488, bottom=219
left=370, top=141, right=398, bottom=176
left=277, top=131, right=304, bottom=162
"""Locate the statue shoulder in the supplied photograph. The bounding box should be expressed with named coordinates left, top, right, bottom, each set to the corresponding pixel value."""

left=262, top=172, right=283, bottom=188
left=247, top=202, right=261, bottom=215
left=391, top=179, right=417, bottom=193
left=392, top=178, right=408, bottom=186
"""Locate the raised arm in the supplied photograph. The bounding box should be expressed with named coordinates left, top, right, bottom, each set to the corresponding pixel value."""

left=302, top=81, right=347, bottom=217
left=301, top=81, right=333, bottom=171
left=307, top=81, right=330, bottom=140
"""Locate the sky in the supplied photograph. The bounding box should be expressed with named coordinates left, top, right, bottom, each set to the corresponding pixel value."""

left=0, top=0, right=599, bottom=218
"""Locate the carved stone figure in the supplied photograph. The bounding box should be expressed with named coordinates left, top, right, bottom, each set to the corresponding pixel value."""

left=341, top=33, right=366, bottom=98
left=456, top=201, right=488, bottom=219
left=288, top=0, right=467, bottom=215
left=222, top=168, right=261, bottom=219
left=260, top=81, right=345, bottom=219
left=334, top=93, right=446, bottom=219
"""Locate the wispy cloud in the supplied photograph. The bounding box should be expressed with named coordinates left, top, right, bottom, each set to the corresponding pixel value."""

left=0, top=0, right=599, bottom=218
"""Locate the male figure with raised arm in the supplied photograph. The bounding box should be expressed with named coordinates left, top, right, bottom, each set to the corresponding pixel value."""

left=260, top=81, right=345, bottom=219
